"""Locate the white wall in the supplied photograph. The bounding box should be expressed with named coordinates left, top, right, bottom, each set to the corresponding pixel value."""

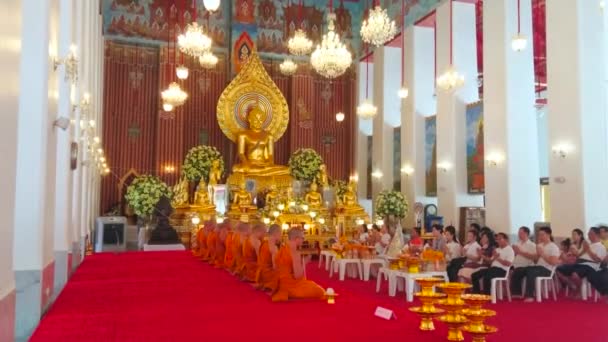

left=0, top=0, right=22, bottom=298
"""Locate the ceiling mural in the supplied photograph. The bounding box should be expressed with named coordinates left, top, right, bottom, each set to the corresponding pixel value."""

left=101, top=0, right=445, bottom=60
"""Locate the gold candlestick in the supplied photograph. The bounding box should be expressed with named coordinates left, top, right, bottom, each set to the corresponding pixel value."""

left=461, top=294, right=498, bottom=342
left=409, top=277, right=446, bottom=331
left=436, top=283, right=472, bottom=341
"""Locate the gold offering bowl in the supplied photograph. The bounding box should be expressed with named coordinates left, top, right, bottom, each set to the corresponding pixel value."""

left=461, top=294, right=492, bottom=314
left=409, top=278, right=447, bottom=331
left=462, top=325, right=498, bottom=342
left=388, top=257, right=401, bottom=270
left=436, top=283, right=472, bottom=341
left=406, top=256, right=421, bottom=273
left=460, top=294, right=497, bottom=342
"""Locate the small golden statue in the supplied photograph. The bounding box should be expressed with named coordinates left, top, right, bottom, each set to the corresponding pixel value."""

left=230, top=180, right=256, bottom=213
left=193, top=178, right=213, bottom=208
left=317, top=163, right=329, bottom=189
left=337, top=180, right=365, bottom=215
left=232, top=105, right=290, bottom=176
left=208, top=159, right=222, bottom=186
left=265, top=182, right=280, bottom=205
left=304, top=182, right=323, bottom=209
left=171, top=176, right=189, bottom=208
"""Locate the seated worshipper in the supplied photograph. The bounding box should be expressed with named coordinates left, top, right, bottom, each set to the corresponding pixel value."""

left=375, top=225, right=392, bottom=255
left=223, top=226, right=235, bottom=268
left=408, top=227, right=424, bottom=251
left=587, top=254, right=608, bottom=299
left=256, top=224, right=282, bottom=292
left=510, top=226, right=538, bottom=296
left=472, top=233, right=515, bottom=294
left=559, top=238, right=574, bottom=264
left=430, top=224, right=447, bottom=251
left=557, top=227, right=607, bottom=293
left=511, top=227, right=560, bottom=302
left=444, top=226, right=464, bottom=282
left=368, top=225, right=380, bottom=246
left=470, top=223, right=481, bottom=235
left=242, top=223, right=265, bottom=281
left=600, top=226, right=608, bottom=251
left=213, top=223, right=229, bottom=267
left=272, top=228, right=326, bottom=302
left=357, top=224, right=370, bottom=243
left=196, top=221, right=212, bottom=260
left=233, top=223, right=251, bottom=276
left=206, top=224, right=219, bottom=263
left=458, top=230, right=493, bottom=283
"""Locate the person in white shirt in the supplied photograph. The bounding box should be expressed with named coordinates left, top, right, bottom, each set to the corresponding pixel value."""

left=512, top=226, right=537, bottom=268
left=557, top=227, right=607, bottom=291
left=472, top=233, right=515, bottom=294
left=510, top=227, right=560, bottom=302
left=375, top=225, right=391, bottom=255
left=443, top=226, right=462, bottom=262
left=456, top=230, right=483, bottom=282
left=356, top=224, right=369, bottom=243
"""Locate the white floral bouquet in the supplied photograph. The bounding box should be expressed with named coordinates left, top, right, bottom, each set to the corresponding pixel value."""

left=375, top=190, right=408, bottom=219
left=124, top=175, right=172, bottom=217
left=333, top=180, right=348, bottom=199
left=182, top=145, right=224, bottom=182
left=288, top=148, right=324, bottom=181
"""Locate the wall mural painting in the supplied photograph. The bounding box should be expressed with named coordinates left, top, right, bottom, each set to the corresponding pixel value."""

left=103, top=0, right=229, bottom=48
left=466, top=101, right=484, bottom=194
left=233, top=31, right=255, bottom=72
left=425, top=116, right=437, bottom=197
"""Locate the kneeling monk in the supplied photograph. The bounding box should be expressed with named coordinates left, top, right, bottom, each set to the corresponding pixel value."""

left=242, top=223, right=265, bottom=281
left=206, top=224, right=218, bottom=263
left=272, top=228, right=325, bottom=302
left=255, top=224, right=281, bottom=292
left=213, top=223, right=229, bottom=267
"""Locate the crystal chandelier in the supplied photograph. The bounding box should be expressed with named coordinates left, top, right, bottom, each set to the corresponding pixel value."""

left=311, top=13, right=352, bottom=79
left=436, top=65, right=464, bottom=92
left=198, top=51, right=218, bottom=69
left=398, top=86, right=409, bottom=99
left=163, top=103, right=174, bottom=112
left=288, top=29, right=313, bottom=56
left=203, top=0, right=220, bottom=11
left=161, top=82, right=188, bottom=107
left=176, top=65, right=189, bottom=80
left=279, top=58, right=297, bottom=76
left=361, top=5, right=397, bottom=47
left=177, top=22, right=212, bottom=57
left=356, top=99, right=378, bottom=119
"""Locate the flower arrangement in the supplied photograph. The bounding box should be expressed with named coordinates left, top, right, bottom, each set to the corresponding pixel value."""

left=182, top=145, right=224, bottom=182
left=288, top=148, right=324, bottom=181
left=374, top=190, right=408, bottom=219
left=333, top=179, right=348, bottom=199
left=422, top=250, right=445, bottom=262
left=124, top=175, right=172, bottom=217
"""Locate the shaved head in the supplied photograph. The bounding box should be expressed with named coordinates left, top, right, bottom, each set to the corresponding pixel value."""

left=287, top=228, right=304, bottom=241
left=268, top=224, right=281, bottom=235
left=252, top=223, right=266, bottom=233
left=237, top=223, right=250, bottom=232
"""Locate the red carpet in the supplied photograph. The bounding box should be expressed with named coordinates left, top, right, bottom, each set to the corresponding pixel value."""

left=31, top=251, right=607, bottom=341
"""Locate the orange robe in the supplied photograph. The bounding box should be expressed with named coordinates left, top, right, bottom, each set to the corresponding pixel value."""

left=242, top=238, right=258, bottom=281
left=223, top=232, right=235, bottom=269
left=255, top=240, right=278, bottom=292
left=206, top=231, right=217, bottom=263
left=193, top=228, right=207, bottom=258
left=214, top=234, right=226, bottom=267
left=271, top=246, right=325, bottom=302
left=232, top=235, right=245, bottom=274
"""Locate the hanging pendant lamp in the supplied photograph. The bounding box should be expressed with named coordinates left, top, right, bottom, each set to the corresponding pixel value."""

left=436, top=0, right=464, bottom=93
left=398, top=0, right=409, bottom=99
left=356, top=51, right=378, bottom=120
left=511, top=0, right=527, bottom=51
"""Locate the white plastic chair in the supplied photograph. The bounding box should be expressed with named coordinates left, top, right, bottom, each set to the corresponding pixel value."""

left=329, top=258, right=363, bottom=281
left=319, top=250, right=334, bottom=270
left=534, top=267, right=558, bottom=302
left=582, top=278, right=600, bottom=302
left=490, top=269, right=512, bottom=304
left=376, top=267, right=396, bottom=295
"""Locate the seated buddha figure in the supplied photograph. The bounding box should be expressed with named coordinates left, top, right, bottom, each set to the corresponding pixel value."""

left=230, top=180, right=256, bottom=213
left=304, top=182, right=324, bottom=211
left=232, top=105, right=289, bottom=176
left=171, top=177, right=189, bottom=208
left=265, top=183, right=280, bottom=206
left=192, top=178, right=214, bottom=210
left=336, top=180, right=365, bottom=215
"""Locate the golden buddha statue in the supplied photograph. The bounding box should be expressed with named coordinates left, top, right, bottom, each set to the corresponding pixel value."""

left=232, top=105, right=290, bottom=176
left=317, top=163, right=329, bottom=189
left=337, top=180, right=365, bottom=215
left=304, top=182, right=323, bottom=210
left=230, top=180, right=256, bottom=213
left=265, top=183, right=280, bottom=206
left=209, top=159, right=222, bottom=186
left=171, top=176, right=189, bottom=208
left=193, top=178, right=214, bottom=209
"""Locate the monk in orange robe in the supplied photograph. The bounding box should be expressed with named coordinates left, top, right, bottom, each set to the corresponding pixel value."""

left=214, top=223, right=229, bottom=267
left=191, top=226, right=204, bottom=257
left=223, top=227, right=235, bottom=269
left=255, top=224, right=281, bottom=292
left=195, top=221, right=212, bottom=260
left=272, top=228, right=326, bottom=302
left=206, top=225, right=218, bottom=264
left=234, top=223, right=251, bottom=277
left=242, top=224, right=265, bottom=281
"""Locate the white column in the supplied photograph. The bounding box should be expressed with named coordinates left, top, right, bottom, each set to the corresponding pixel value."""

left=435, top=0, right=483, bottom=226
left=356, top=61, right=372, bottom=203
left=401, top=25, right=438, bottom=227
left=546, top=0, right=608, bottom=236
left=371, top=46, right=399, bottom=203
left=483, top=0, right=541, bottom=235
left=0, top=0, right=22, bottom=339
left=53, top=0, right=75, bottom=294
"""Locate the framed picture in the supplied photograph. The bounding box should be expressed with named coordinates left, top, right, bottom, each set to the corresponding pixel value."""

left=466, top=101, right=484, bottom=194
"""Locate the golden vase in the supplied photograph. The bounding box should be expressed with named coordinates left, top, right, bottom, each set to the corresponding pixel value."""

left=436, top=283, right=471, bottom=341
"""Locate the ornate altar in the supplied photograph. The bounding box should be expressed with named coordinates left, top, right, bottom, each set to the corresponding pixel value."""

left=216, top=49, right=293, bottom=192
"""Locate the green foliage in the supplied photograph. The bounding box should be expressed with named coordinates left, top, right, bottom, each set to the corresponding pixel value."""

left=124, top=175, right=172, bottom=217
left=375, top=190, right=408, bottom=219
left=288, top=148, right=324, bottom=181
left=182, top=145, right=224, bottom=182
